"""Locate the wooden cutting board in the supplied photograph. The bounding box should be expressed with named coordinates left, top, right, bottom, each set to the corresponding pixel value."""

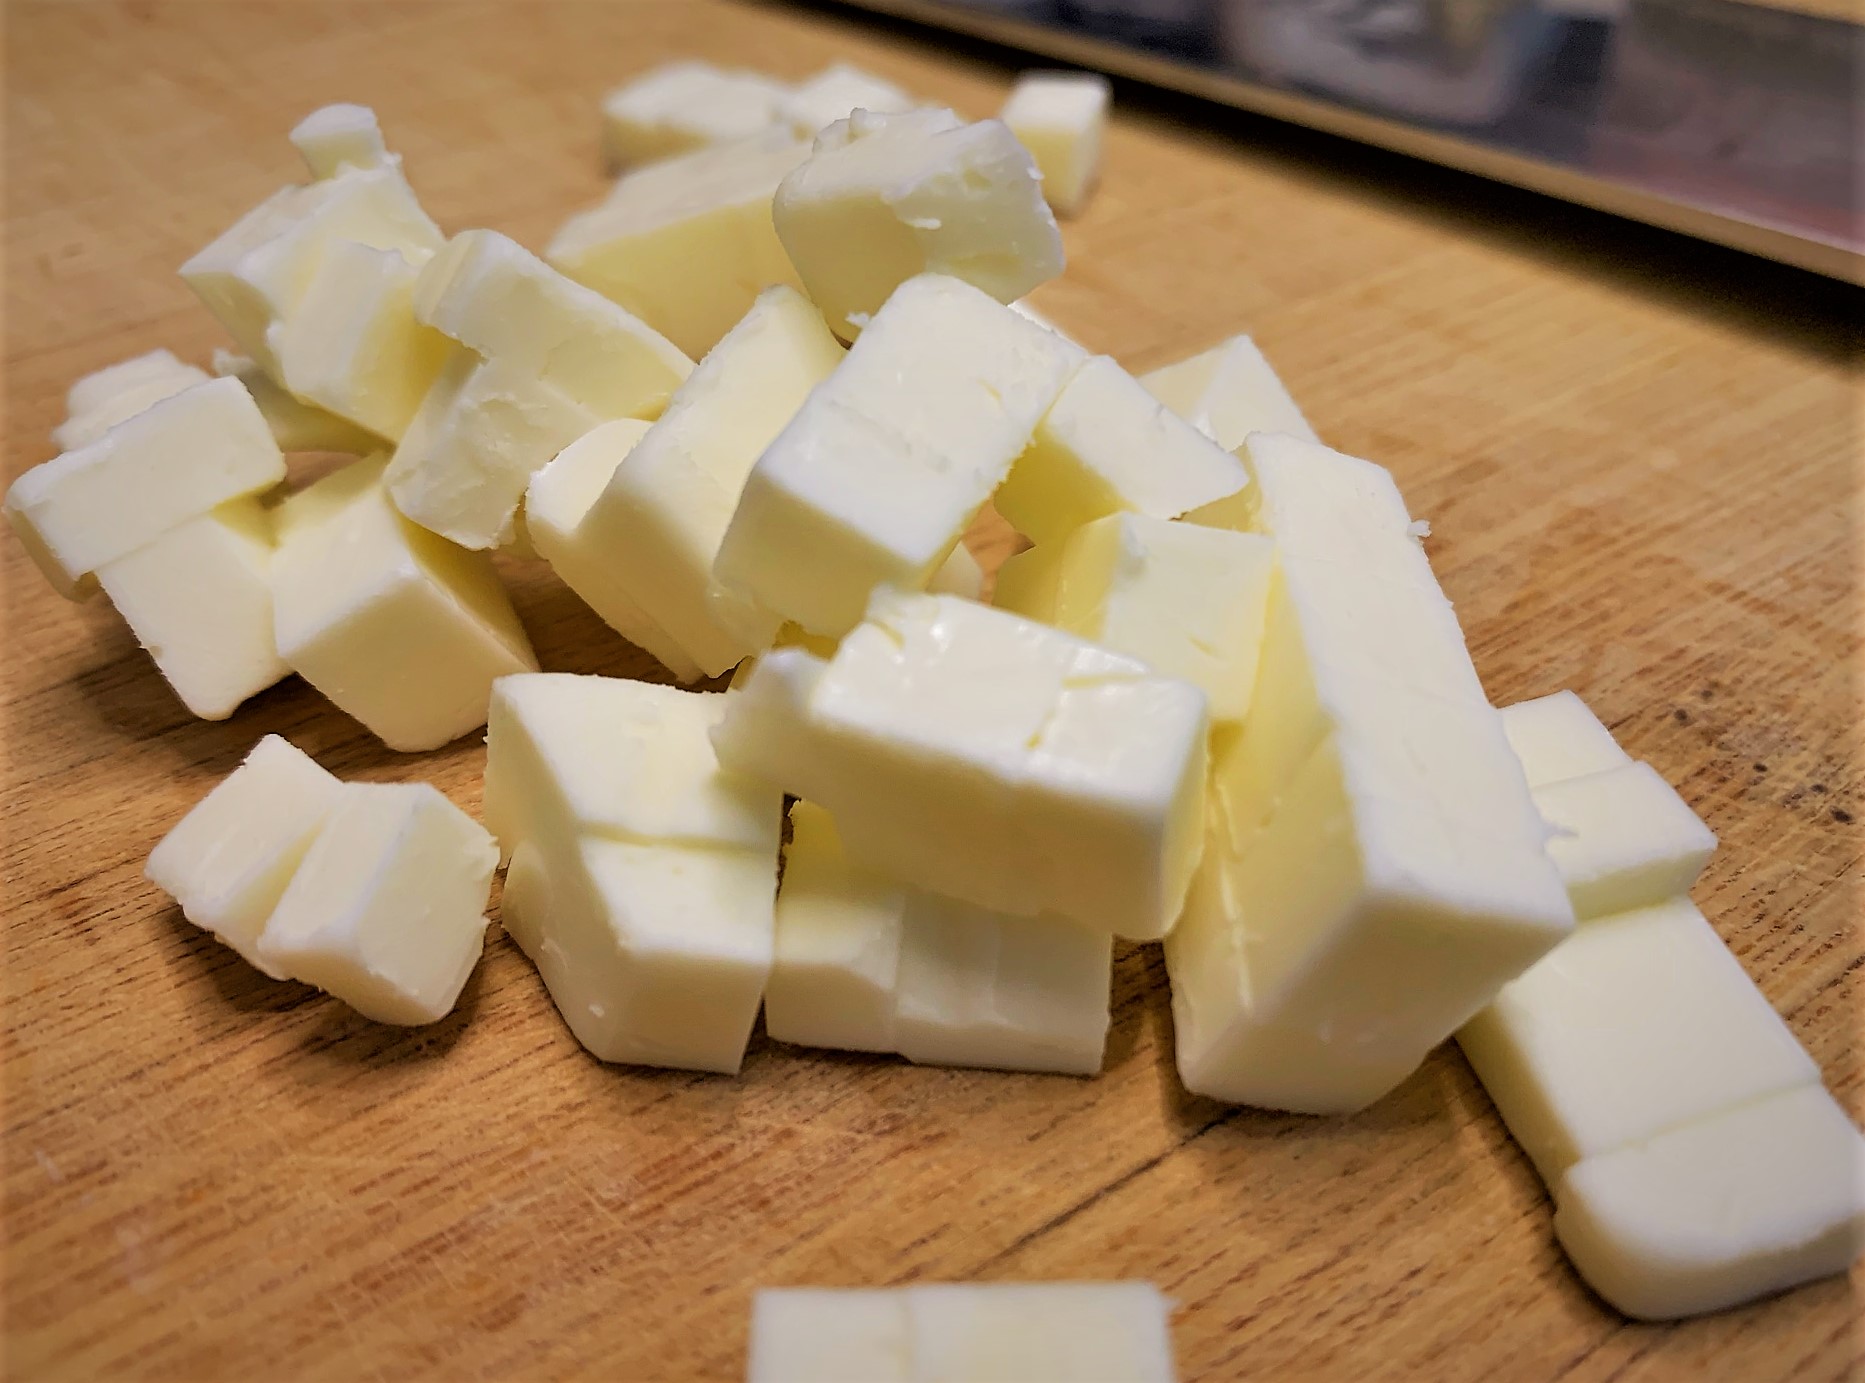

left=4, top=3, right=1859, bottom=1379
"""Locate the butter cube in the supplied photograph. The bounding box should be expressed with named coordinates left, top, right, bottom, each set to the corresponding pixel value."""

left=1141, top=336, right=1317, bottom=451
left=289, top=102, right=389, bottom=178
left=995, top=514, right=1275, bottom=727
left=578, top=285, right=842, bottom=677
left=547, top=130, right=810, bottom=359
left=1502, top=688, right=1632, bottom=788
left=5, top=377, right=285, bottom=598
left=95, top=498, right=289, bottom=719
left=53, top=349, right=209, bottom=452
left=1001, top=71, right=1111, bottom=216
left=146, top=735, right=343, bottom=977
left=716, top=273, right=1084, bottom=639
left=994, top=354, right=1249, bottom=545
left=271, top=239, right=450, bottom=441
left=600, top=60, right=790, bottom=169
left=1554, top=1086, right=1865, bottom=1320
left=714, top=590, right=1209, bottom=940
left=773, top=109, right=1064, bottom=339
left=271, top=457, right=537, bottom=751
left=256, top=782, right=497, bottom=1025
left=523, top=419, right=702, bottom=680
left=213, top=351, right=383, bottom=454
left=780, top=63, right=915, bottom=135
left=747, top=1283, right=1178, bottom=1383
left=1536, top=761, right=1717, bottom=918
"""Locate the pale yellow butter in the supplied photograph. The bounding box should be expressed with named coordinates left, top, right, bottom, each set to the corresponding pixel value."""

left=52, top=349, right=209, bottom=453
left=1001, top=71, right=1111, bottom=216
left=600, top=60, right=791, bottom=169
left=1141, top=335, right=1317, bottom=451
left=212, top=351, right=382, bottom=454
left=779, top=63, right=915, bottom=135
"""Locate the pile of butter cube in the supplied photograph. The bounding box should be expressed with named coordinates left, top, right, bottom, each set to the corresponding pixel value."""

left=7, top=55, right=1859, bottom=1363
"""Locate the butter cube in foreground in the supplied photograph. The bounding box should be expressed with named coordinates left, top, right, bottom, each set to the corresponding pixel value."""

left=1501, top=689, right=1631, bottom=787
left=272, top=457, right=537, bottom=751
left=1553, top=1086, right=1865, bottom=1320
left=780, top=63, right=915, bottom=135
left=994, top=354, right=1248, bottom=545
left=1001, top=70, right=1111, bottom=216
left=995, top=514, right=1275, bottom=728
left=524, top=420, right=702, bottom=681
left=548, top=130, right=810, bottom=359
left=773, top=109, right=1064, bottom=339
left=580, top=285, right=842, bottom=676
left=95, top=498, right=290, bottom=719
left=717, top=274, right=1084, bottom=639
left=747, top=1282, right=1178, bottom=1383
left=256, top=782, right=497, bottom=1025
left=600, top=60, right=790, bottom=169
left=146, top=735, right=343, bottom=977
left=213, top=351, right=382, bottom=454
left=53, top=349, right=210, bottom=452
left=5, top=377, right=285, bottom=599
left=1141, top=335, right=1316, bottom=451
left=714, top=590, right=1208, bottom=940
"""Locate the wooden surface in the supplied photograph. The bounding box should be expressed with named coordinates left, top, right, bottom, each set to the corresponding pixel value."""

left=4, top=3, right=1860, bottom=1379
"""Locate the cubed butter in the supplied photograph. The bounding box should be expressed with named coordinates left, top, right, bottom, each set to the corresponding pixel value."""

left=256, top=781, right=497, bottom=1025
left=1141, top=336, right=1317, bottom=451
left=94, top=497, right=289, bottom=719
left=773, top=108, right=1064, bottom=339
left=290, top=102, right=390, bottom=179
left=1502, top=688, right=1633, bottom=789
left=1536, top=761, right=1717, bottom=919
left=716, top=273, right=1084, bottom=639
left=995, top=513, right=1275, bottom=727
left=1001, top=71, right=1111, bottom=216
left=747, top=1282, right=1178, bottom=1383
left=994, top=354, right=1249, bottom=545
left=600, top=60, right=790, bottom=169
left=271, top=456, right=537, bottom=751
left=53, top=349, right=209, bottom=452
left=213, top=351, right=383, bottom=454
left=780, top=63, right=915, bottom=135
left=714, top=589, right=1209, bottom=940
left=547, top=130, right=810, bottom=359
left=145, top=734, right=343, bottom=977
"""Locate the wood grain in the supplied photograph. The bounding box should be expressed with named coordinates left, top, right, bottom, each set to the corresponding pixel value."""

left=3, top=3, right=1860, bottom=1379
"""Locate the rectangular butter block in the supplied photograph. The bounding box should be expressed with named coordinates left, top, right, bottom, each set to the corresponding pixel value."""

left=523, top=419, right=702, bottom=680
left=256, top=782, right=497, bottom=1025
left=272, top=456, right=537, bottom=751
left=145, top=735, right=343, bottom=977
left=1001, top=70, right=1111, bottom=216
left=1141, top=335, right=1317, bottom=450
left=213, top=351, right=383, bottom=454
left=547, top=130, right=809, bottom=360
left=773, top=108, right=1064, bottom=339
left=994, top=354, right=1249, bottom=545
left=716, top=273, right=1084, bottom=639
left=780, top=63, right=914, bottom=135
left=1536, top=760, right=1717, bottom=919
left=995, top=514, right=1275, bottom=727
left=6, top=377, right=286, bottom=595
left=580, top=285, right=842, bottom=675
left=1458, top=897, right=1819, bottom=1183
left=53, top=349, right=209, bottom=453
left=713, top=590, right=1209, bottom=939
left=600, top=60, right=790, bottom=169
left=1501, top=689, right=1633, bottom=788
left=94, top=497, right=290, bottom=720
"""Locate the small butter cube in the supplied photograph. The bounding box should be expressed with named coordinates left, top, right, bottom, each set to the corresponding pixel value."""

left=5, top=377, right=285, bottom=598
left=53, top=349, right=210, bottom=452
left=994, top=354, right=1249, bottom=545
left=213, top=351, right=382, bottom=454
left=995, top=514, right=1275, bottom=727
left=1141, top=336, right=1317, bottom=451
left=1001, top=71, right=1111, bottom=216
left=94, top=498, right=289, bottom=719
left=412, top=229, right=692, bottom=418
left=717, top=273, right=1084, bottom=639
left=523, top=420, right=702, bottom=680
left=1501, top=689, right=1632, bottom=788
left=579, top=285, right=842, bottom=676
left=1554, top=1085, right=1865, bottom=1320
left=714, top=590, right=1209, bottom=940
left=1459, top=898, right=1819, bottom=1183
left=600, top=60, right=791, bottom=169
left=272, top=456, right=537, bottom=751
left=773, top=108, right=1064, bottom=339
left=780, top=63, right=915, bottom=135
left=1536, top=761, right=1717, bottom=919
left=272, top=239, right=450, bottom=441
left=290, top=103, right=390, bottom=178
left=146, top=735, right=343, bottom=976
left=548, top=130, right=810, bottom=359
left=748, top=1283, right=1178, bottom=1383
left=256, top=782, right=496, bottom=1025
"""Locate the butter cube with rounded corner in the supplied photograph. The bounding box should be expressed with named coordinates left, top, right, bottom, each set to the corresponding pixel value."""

left=1001, top=71, right=1111, bottom=216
